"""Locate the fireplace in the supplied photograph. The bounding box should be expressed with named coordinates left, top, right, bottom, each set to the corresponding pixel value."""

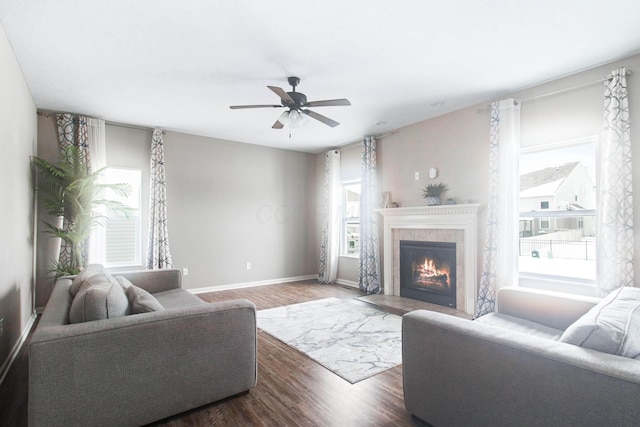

left=378, top=204, right=479, bottom=314
left=400, top=240, right=456, bottom=308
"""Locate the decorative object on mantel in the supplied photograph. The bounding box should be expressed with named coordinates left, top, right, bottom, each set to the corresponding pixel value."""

left=422, top=182, right=448, bottom=206
left=378, top=191, right=390, bottom=208
left=446, top=198, right=456, bottom=205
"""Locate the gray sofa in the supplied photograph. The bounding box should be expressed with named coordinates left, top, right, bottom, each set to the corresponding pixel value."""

left=402, top=286, right=640, bottom=427
left=29, top=268, right=257, bottom=427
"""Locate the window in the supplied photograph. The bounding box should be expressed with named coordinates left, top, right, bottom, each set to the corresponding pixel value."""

left=103, top=168, right=142, bottom=267
left=342, top=182, right=360, bottom=255
left=518, top=138, right=597, bottom=291
left=539, top=217, right=550, bottom=230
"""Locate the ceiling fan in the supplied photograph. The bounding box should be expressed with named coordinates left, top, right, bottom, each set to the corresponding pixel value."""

left=230, top=77, right=351, bottom=129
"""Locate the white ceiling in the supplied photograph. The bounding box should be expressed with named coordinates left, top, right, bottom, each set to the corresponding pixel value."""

left=2, top=1, right=640, bottom=153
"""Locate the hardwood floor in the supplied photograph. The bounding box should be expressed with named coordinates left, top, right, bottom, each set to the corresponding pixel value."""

left=0, top=280, right=427, bottom=426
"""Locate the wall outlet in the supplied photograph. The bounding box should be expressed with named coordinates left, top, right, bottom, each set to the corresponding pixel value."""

left=414, top=171, right=420, bottom=180
left=182, top=268, right=189, bottom=276
left=246, top=262, right=252, bottom=270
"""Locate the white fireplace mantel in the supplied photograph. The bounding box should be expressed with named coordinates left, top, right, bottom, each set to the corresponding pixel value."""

left=377, top=204, right=481, bottom=314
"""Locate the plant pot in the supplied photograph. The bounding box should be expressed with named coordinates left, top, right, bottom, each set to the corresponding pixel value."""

left=426, top=196, right=440, bottom=206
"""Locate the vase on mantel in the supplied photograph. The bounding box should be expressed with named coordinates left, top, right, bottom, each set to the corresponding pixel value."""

left=425, top=196, right=440, bottom=206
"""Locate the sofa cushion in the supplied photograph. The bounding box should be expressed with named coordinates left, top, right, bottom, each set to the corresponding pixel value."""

left=126, top=285, right=165, bottom=314
left=560, top=286, right=640, bottom=358
left=475, top=312, right=564, bottom=340
left=70, top=264, right=110, bottom=297
left=153, top=288, right=205, bottom=309
left=68, top=273, right=130, bottom=323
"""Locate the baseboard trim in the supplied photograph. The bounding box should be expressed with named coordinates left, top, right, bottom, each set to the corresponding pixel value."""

left=0, top=311, right=37, bottom=387
left=336, top=279, right=359, bottom=288
left=190, top=274, right=318, bottom=294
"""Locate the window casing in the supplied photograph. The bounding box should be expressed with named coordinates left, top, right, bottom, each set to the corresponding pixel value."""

left=103, top=168, right=142, bottom=267
left=341, top=182, right=360, bottom=256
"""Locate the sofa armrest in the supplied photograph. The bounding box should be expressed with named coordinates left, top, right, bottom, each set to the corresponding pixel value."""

left=29, top=298, right=257, bottom=427
left=402, top=310, right=640, bottom=427
left=496, top=286, right=600, bottom=330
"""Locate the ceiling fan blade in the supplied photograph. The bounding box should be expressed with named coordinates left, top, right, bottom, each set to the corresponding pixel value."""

left=230, top=104, right=283, bottom=109
left=272, top=120, right=284, bottom=129
left=302, top=109, right=340, bottom=127
left=305, top=98, right=351, bottom=107
left=268, top=86, right=295, bottom=105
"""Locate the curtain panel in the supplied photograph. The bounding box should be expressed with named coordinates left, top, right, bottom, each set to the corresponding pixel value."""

left=475, top=99, right=520, bottom=318
left=86, top=117, right=107, bottom=265
left=597, top=67, right=634, bottom=296
left=359, top=136, right=381, bottom=294
left=146, top=128, right=174, bottom=269
left=319, top=150, right=341, bottom=283
left=55, top=113, right=92, bottom=267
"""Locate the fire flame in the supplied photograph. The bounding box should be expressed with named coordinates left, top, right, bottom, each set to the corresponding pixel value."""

left=414, top=257, right=450, bottom=287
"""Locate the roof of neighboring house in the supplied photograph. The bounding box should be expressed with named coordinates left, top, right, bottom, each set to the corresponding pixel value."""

left=520, top=162, right=580, bottom=193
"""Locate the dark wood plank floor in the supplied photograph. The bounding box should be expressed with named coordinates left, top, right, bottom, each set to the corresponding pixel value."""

left=0, top=280, right=422, bottom=426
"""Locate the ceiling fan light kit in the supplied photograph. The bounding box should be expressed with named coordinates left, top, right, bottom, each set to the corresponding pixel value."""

left=230, top=76, right=351, bottom=130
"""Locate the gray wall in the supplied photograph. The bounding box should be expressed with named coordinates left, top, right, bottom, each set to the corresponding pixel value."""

left=35, top=121, right=319, bottom=298
left=330, top=53, right=640, bottom=289
left=0, top=24, right=37, bottom=372
left=163, top=132, right=318, bottom=289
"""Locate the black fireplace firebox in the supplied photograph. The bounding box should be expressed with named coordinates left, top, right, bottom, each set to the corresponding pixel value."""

left=400, top=240, right=456, bottom=308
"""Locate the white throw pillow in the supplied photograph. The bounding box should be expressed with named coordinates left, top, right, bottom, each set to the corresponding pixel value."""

left=70, top=264, right=109, bottom=297
left=560, top=286, right=640, bottom=358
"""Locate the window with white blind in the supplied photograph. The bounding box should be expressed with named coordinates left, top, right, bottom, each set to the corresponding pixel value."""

left=341, top=182, right=361, bottom=256
left=103, top=168, right=142, bottom=267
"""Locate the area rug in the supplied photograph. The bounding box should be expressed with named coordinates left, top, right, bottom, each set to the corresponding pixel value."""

left=257, top=297, right=402, bottom=383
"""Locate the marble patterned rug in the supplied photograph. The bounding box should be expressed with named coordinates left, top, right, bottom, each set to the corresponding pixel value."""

left=257, top=297, right=402, bottom=383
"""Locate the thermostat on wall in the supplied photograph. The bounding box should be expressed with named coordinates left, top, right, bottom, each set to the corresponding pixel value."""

left=429, top=168, right=438, bottom=179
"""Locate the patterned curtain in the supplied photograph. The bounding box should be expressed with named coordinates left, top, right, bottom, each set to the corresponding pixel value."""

left=319, top=150, right=341, bottom=283
left=146, top=128, right=174, bottom=269
left=55, top=113, right=91, bottom=267
left=597, top=67, right=633, bottom=296
left=475, top=99, right=520, bottom=318
left=359, top=136, right=380, bottom=294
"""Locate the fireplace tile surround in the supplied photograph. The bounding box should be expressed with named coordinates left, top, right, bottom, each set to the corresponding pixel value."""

left=377, top=204, right=480, bottom=314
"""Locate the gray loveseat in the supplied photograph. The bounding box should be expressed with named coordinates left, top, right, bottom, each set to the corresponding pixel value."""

left=402, top=286, right=640, bottom=427
left=29, top=267, right=257, bottom=427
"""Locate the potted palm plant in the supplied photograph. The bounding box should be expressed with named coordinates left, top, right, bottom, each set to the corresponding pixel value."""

left=33, top=145, right=131, bottom=278
left=422, top=182, right=448, bottom=206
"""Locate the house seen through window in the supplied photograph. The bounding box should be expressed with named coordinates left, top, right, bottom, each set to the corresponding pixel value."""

left=342, top=182, right=360, bottom=255
left=518, top=138, right=597, bottom=290
left=103, top=168, right=142, bottom=267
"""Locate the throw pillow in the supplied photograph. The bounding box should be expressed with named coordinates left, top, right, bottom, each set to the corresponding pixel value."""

left=560, top=286, right=640, bottom=358
left=68, top=273, right=130, bottom=323
left=126, top=285, right=165, bottom=314
left=115, top=275, right=134, bottom=291
left=70, top=264, right=109, bottom=297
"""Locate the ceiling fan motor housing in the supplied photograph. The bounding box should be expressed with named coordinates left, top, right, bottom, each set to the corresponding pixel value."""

left=286, top=91, right=307, bottom=108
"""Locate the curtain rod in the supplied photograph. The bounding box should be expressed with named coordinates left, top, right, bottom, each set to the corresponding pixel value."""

left=37, top=110, right=165, bottom=134
left=341, top=132, right=394, bottom=147
left=477, top=68, right=633, bottom=113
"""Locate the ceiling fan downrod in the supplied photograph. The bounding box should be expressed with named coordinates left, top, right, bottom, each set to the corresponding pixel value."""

left=287, top=76, right=300, bottom=92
